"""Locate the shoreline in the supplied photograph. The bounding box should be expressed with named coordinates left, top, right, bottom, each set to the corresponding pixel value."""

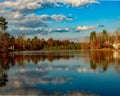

left=90, top=48, right=120, bottom=51
left=0, top=48, right=120, bottom=53
left=90, top=48, right=113, bottom=51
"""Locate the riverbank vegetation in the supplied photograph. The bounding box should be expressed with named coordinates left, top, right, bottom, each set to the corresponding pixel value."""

left=0, top=16, right=120, bottom=52
left=89, top=29, right=120, bottom=50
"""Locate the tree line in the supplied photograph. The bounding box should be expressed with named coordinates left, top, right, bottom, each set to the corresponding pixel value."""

left=15, top=35, right=81, bottom=51
left=89, top=29, right=120, bottom=49
left=0, top=32, right=82, bottom=51
left=0, top=17, right=81, bottom=51
left=0, top=16, right=120, bottom=52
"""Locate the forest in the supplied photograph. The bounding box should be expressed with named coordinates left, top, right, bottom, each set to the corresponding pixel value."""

left=0, top=16, right=120, bottom=52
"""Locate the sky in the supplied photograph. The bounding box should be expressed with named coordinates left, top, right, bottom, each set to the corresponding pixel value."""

left=0, top=0, right=120, bottom=41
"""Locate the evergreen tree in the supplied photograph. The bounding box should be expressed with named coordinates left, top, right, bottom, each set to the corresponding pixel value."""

left=0, top=17, right=8, bottom=31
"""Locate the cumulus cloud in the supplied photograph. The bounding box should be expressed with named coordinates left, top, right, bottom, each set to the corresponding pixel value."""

left=10, top=27, right=70, bottom=36
left=12, top=12, right=23, bottom=19
left=10, top=27, right=49, bottom=36
left=7, top=14, right=70, bottom=36
left=0, top=0, right=42, bottom=11
left=8, top=13, right=72, bottom=27
left=0, top=10, right=23, bottom=20
left=0, top=0, right=99, bottom=36
left=25, top=14, right=72, bottom=22
left=49, top=28, right=69, bottom=33
left=55, top=0, right=98, bottom=7
left=76, top=24, right=105, bottom=31
left=0, top=0, right=98, bottom=11
left=6, top=13, right=72, bottom=36
left=51, top=14, right=72, bottom=21
left=76, top=25, right=98, bottom=31
left=0, top=0, right=99, bottom=16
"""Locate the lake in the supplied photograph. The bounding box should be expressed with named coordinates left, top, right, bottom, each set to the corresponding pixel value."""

left=0, top=50, right=120, bottom=96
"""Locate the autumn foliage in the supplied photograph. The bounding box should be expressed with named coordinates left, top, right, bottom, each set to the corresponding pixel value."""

left=0, top=16, right=120, bottom=51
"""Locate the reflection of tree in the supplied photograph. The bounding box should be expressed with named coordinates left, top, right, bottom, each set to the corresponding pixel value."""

left=90, top=51, right=112, bottom=71
left=113, top=51, right=120, bottom=74
left=13, top=52, right=74, bottom=64
left=0, top=74, right=8, bottom=87
left=1, top=50, right=120, bottom=87
left=47, top=53, right=54, bottom=62
left=25, top=55, right=31, bottom=63
left=0, top=53, right=15, bottom=87
left=90, top=59, right=97, bottom=70
left=103, top=61, right=109, bottom=71
left=15, top=54, right=24, bottom=66
left=90, top=50, right=120, bottom=72
left=31, top=55, right=41, bottom=64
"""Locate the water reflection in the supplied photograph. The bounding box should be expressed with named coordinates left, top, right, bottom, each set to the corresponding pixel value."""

left=90, top=50, right=120, bottom=73
left=14, top=51, right=76, bottom=64
left=0, top=50, right=120, bottom=95
left=0, top=51, right=119, bottom=73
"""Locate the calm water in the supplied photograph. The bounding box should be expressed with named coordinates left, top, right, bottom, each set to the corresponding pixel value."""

left=0, top=50, right=120, bottom=96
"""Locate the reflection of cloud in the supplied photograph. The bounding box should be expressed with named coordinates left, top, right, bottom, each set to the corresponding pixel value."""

left=76, top=67, right=94, bottom=72
left=1, top=60, right=95, bottom=94
left=0, top=88, right=99, bottom=96
left=0, top=71, right=72, bottom=94
left=6, top=70, right=72, bottom=87
left=65, top=91, right=99, bottom=96
left=0, top=69, right=72, bottom=94
left=0, top=87, right=52, bottom=95
left=14, top=80, right=23, bottom=88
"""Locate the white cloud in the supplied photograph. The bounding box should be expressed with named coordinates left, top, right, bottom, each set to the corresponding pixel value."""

left=6, top=12, right=72, bottom=36
left=0, top=0, right=42, bottom=10
left=9, top=13, right=72, bottom=29
left=0, top=10, right=19, bottom=19
left=10, top=27, right=70, bottom=36
left=50, top=27, right=70, bottom=33
left=0, top=0, right=98, bottom=11
left=76, top=25, right=99, bottom=31
left=13, top=12, right=22, bottom=19
left=51, top=14, right=72, bottom=21
left=27, top=2, right=42, bottom=9
left=24, top=14, right=71, bottom=22
left=0, top=0, right=99, bottom=37
left=43, top=0, right=98, bottom=7
left=53, top=0, right=98, bottom=7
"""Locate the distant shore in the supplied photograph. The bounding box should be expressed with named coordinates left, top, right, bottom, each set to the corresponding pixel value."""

left=0, top=48, right=120, bottom=53
left=89, top=48, right=120, bottom=52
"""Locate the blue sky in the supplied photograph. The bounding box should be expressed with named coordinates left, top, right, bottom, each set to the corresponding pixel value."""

left=0, top=0, right=120, bottom=41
